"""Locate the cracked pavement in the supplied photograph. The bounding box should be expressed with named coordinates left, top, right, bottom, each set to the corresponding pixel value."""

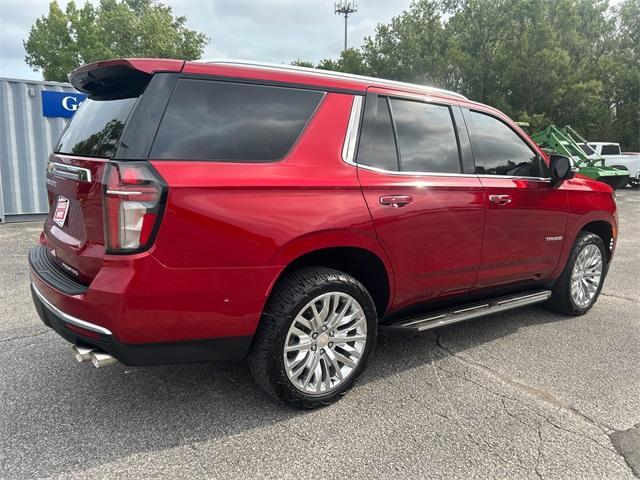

left=1, top=189, right=638, bottom=479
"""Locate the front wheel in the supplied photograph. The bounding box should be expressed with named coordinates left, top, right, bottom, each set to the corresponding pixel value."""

left=247, top=267, right=377, bottom=409
left=547, top=231, right=607, bottom=316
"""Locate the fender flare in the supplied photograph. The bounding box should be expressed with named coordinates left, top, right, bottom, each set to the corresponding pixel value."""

left=264, top=228, right=396, bottom=309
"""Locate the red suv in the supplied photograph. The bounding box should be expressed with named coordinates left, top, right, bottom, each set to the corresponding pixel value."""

left=29, top=59, right=617, bottom=408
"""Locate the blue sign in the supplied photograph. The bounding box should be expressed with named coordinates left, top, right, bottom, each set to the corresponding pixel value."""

left=41, top=90, right=88, bottom=118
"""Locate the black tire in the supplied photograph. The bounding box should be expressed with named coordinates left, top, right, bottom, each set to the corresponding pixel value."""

left=546, top=231, right=608, bottom=316
left=247, top=267, right=378, bottom=409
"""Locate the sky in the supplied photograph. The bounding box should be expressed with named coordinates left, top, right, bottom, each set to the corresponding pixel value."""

left=0, top=0, right=413, bottom=81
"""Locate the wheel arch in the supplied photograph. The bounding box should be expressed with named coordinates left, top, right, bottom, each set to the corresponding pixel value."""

left=268, top=244, right=393, bottom=319
left=580, top=220, right=614, bottom=261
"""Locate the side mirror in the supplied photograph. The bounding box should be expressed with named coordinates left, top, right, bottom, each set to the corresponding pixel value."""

left=549, top=154, right=575, bottom=186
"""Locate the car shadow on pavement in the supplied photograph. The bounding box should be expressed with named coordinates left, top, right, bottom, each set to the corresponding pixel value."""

left=1, top=305, right=566, bottom=478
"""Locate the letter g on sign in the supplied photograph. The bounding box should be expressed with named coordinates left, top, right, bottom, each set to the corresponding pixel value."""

left=62, top=96, right=83, bottom=112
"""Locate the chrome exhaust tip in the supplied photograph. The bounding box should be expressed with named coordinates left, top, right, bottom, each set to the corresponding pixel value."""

left=72, top=345, right=96, bottom=363
left=89, top=351, right=118, bottom=369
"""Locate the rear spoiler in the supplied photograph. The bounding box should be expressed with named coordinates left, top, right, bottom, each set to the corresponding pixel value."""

left=69, top=58, right=184, bottom=100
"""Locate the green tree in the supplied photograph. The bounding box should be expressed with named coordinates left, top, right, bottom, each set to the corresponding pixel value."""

left=317, top=48, right=370, bottom=75
left=24, top=0, right=209, bottom=82
left=607, top=0, right=640, bottom=150
left=362, top=0, right=446, bottom=84
left=301, top=0, right=638, bottom=149
left=290, top=59, right=315, bottom=68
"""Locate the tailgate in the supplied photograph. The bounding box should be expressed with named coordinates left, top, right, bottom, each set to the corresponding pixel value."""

left=43, top=83, right=139, bottom=283
left=44, top=155, right=109, bottom=283
left=40, top=59, right=183, bottom=284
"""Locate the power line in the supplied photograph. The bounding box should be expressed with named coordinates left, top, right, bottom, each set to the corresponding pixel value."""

left=334, top=1, right=357, bottom=52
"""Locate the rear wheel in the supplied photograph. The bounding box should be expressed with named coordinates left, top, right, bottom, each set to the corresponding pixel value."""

left=247, top=267, right=377, bottom=409
left=547, top=231, right=607, bottom=316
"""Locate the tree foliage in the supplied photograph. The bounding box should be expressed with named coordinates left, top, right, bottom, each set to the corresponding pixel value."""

left=25, top=0, right=209, bottom=82
left=296, top=0, right=639, bottom=149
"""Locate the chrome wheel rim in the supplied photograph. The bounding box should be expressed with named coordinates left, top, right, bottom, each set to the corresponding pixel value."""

left=570, top=244, right=603, bottom=308
left=283, top=292, right=367, bottom=395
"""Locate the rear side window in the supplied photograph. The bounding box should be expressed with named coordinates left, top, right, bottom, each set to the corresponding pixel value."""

left=466, top=111, right=541, bottom=177
left=56, top=98, right=137, bottom=158
left=390, top=99, right=461, bottom=173
left=356, top=96, right=398, bottom=171
left=150, top=79, right=324, bottom=162
left=601, top=145, right=621, bottom=155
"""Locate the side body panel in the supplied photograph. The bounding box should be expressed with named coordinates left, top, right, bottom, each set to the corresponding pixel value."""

left=140, top=92, right=390, bottom=342
left=475, top=177, right=568, bottom=287
left=358, top=169, right=484, bottom=310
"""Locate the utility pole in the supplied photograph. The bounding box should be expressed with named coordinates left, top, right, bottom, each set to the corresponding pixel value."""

left=334, top=1, right=357, bottom=52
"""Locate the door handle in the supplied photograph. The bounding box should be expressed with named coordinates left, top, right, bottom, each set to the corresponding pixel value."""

left=489, top=194, right=512, bottom=205
left=379, top=195, right=413, bottom=208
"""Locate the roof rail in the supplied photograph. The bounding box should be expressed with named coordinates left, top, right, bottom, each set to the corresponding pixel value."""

left=193, top=58, right=468, bottom=100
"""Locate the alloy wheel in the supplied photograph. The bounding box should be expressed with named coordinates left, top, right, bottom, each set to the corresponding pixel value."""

left=570, top=244, right=603, bottom=308
left=283, top=292, right=367, bottom=395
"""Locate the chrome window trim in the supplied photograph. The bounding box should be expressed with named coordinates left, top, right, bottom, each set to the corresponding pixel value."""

left=340, top=94, right=552, bottom=182
left=47, top=161, right=92, bottom=183
left=350, top=157, right=552, bottom=181
left=477, top=174, right=552, bottom=182
left=31, top=283, right=113, bottom=336
left=355, top=162, right=478, bottom=178
left=342, top=95, right=363, bottom=165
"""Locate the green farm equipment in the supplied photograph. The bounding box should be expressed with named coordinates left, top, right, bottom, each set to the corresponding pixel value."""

left=530, top=125, right=629, bottom=189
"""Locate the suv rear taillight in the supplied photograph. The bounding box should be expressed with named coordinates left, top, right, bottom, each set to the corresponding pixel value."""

left=103, top=162, right=166, bottom=253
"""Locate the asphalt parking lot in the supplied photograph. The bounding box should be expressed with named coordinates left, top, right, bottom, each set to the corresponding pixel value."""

left=1, top=189, right=639, bottom=480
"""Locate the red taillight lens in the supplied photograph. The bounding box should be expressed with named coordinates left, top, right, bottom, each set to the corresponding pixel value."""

left=103, top=162, right=165, bottom=253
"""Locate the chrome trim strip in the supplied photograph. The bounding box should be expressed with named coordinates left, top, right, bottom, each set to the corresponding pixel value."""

left=47, top=162, right=92, bottom=183
left=342, top=96, right=363, bottom=165
left=349, top=161, right=479, bottom=178
left=454, top=303, right=490, bottom=314
left=346, top=160, right=552, bottom=181
left=477, top=174, right=552, bottom=182
left=106, top=190, right=143, bottom=195
left=496, top=291, right=551, bottom=306
left=31, top=283, right=112, bottom=336
left=402, top=313, right=446, bottom=327
left=338, top=97, right=551, bottom=182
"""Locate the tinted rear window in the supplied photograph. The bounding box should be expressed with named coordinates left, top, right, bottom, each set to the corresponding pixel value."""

left=150, top=79, right=324, bottom=162
left=356, top=96, right=399, bottom=171
left=601, top=145, right=621, bottom=155
left=390, top=99, right=460, bottom=173
left=56, top=98, right=136, bottom=158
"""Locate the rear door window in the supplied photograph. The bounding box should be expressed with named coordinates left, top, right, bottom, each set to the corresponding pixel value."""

left=150, top=79, right=324, bottom=162
left=390, top=99, right=461, bottom=173
left=356, top=96, right=399, bottom=171
left=465, top=110, right=542, bottom=177
left=56, top=98, right=137, bottom=158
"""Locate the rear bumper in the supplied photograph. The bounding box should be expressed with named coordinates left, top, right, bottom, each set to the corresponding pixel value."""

left=28, top=243, right=274, bottom=364
left=30, top=282, right=252, bottom=365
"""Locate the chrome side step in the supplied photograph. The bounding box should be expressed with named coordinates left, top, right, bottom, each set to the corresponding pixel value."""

left=381, top=290, right=552, bottom=333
